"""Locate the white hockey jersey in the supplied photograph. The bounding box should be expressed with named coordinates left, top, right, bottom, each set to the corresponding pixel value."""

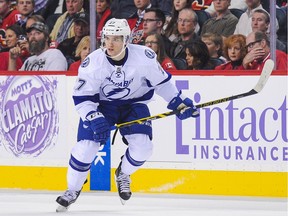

left=73, top=44, right=179, bottom=120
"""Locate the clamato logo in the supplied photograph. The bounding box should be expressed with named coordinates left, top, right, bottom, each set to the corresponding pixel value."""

left=0, top=76, right=59, bottom=157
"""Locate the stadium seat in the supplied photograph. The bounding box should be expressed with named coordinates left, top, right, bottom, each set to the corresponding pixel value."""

left=230, top=8, right=245, bottom=19
left=172, top=58, right=188, bottom=70
left=46, top=13, right=62, bottom=32
left=276, top=7, right=287, bottom=50
left=195, top=10, right=211, bottom=34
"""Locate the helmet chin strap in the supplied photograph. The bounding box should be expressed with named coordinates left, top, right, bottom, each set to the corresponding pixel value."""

left=101, top=42, right=127, bottom=60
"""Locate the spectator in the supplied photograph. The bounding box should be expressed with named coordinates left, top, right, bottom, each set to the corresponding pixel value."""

left=143, top=7, right=172, bottom=56
left=241, top=31, right=287, bottom=70
left=96, top=0, right=111, bottom=45
left=69, top=35, right=90, bottom=71
left=201, top=32, right=226, bottom=67
left=170, top=8, right=199, bottom=60
left=200, top=0, right=238, bottom=39
left=50, top=0, right=84, bottom=44
left=234, top=0, right=278, bottom=36
left=251, top=8, right=286, bottom=53
left=0, top=49, right=23, bottom=70
left=0, top=0, right=20, bottom=29
left=26, top=14, right=45, bottom=29
left=57, top=12, right=89, bottom=67
left=165, top=0, right=193, bottom=42
left=144, top=33, right=176, bottom=70
left=16, top=0, right=35, bottom=29
left=110, top=0, right=172, bottom=19
left=151, top=0, right=173, bottom=17
left=34, top=0, right=59, bottom=20
left=110, top=0, right=136, bottom=18
left=204, top=0, right=247, bottom=16
left=127, top=0, right=152, bottom=44
left=215, top=34, right=247, bottom=70
left=8, top=22, right=67, bottom=70
left=1, top=24, right=25, bottom=52
left=0, top=24, right=26, bottom=70
left=185, top=39, right=215, bottom=70
left=0, top=0, right=21, bottom=50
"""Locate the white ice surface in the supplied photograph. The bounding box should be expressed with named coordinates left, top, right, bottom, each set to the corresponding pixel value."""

left=0, top=190, right=287, bottom=216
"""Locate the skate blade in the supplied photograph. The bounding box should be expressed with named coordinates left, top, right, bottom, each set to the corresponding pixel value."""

left=56, top=205, right=69, bottom=212
left=120, top=198, right=126, bottom=205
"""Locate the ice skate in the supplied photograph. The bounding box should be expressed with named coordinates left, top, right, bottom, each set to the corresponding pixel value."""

left=56, top=189, right=80, bottom=212
left=115, top=165, right=132, bottom=205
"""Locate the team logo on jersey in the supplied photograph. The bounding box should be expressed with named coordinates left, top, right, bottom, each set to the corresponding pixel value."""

left=81, top=57, right=90, bottom=68
left=0, top=76, right=59, bottom=157
left=115, top=66, right=122, bottom=78
left=102, top=69, right=133, bottom=100
left=145, top=49, right=155, bottom=59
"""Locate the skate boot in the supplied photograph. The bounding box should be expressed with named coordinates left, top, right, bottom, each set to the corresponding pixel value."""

left=56, top=189, right=80, bottom=212
left=115, top=165, right=132, bottom=205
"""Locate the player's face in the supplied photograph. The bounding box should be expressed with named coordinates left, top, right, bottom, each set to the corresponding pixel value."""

left=5, top=29, right=18, bottom=48
left=227, top=43, right=242, bottom=61
left=173, top=0, right=187, bottom=11
left=104, top=35, right=124, bottom=57
left=0, top=0, right=10, bottom=16
left=251, top=12, right=269, bottom=33
left=16, top=0, right=34, bottom=16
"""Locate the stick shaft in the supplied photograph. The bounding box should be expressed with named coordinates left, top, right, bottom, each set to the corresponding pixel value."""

left=114, top=89, right=257, bottom=129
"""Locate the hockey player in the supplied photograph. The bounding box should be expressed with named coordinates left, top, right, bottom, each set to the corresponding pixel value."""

left=56, top=18, right=199, bottom=212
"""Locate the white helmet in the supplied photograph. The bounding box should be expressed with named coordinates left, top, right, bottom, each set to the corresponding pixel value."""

left=101, top=18, right=131, bottom=47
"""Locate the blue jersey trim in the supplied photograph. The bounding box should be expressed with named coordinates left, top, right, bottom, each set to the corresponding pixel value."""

left=158, top=71, right=172, bottom=85
left=100, top=89, right=155, bottom=106
left=73, top=94, right=100, bottom=106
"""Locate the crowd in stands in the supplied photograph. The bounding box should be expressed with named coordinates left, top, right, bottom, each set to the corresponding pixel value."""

left=0, top=0, right=287, bottom=71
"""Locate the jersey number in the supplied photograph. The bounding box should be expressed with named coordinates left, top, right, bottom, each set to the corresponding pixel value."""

left=76, top=79, right=86, bottom=90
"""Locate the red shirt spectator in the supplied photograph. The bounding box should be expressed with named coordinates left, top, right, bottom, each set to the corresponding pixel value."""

left=242, top=31, right=287, bottom=71
left=240, top=51, right=287, bottom=71
left=161, top=57, right=176, bottom=70
left=69, top=60, right=81, bottom=71
left=0, top=52, right=22, bottom=70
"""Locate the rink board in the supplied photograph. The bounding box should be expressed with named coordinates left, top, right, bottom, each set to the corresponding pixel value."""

left=0, top=70, right=287, bottom=197
left=0, top=166, right=286, bottom=197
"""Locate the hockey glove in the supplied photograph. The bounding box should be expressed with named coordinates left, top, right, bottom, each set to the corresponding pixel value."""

left=167, top=92, right=199, bottom=120
left=85, top=111, right=110, bottom=145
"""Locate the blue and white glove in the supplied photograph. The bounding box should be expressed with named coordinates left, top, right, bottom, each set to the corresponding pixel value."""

left=167, top=92, right=199, bottom=120
left=85, top=111, right=110, bottom=145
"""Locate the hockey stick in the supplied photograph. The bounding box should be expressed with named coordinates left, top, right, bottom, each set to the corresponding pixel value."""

left=112, top=59, right=274, bottom=130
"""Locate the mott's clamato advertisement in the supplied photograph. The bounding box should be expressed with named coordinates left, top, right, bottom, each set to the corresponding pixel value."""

left=0, top=76, right=59, bottom=157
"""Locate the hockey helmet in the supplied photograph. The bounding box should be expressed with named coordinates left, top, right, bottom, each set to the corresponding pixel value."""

left=101, top=18, right=131, bottom=45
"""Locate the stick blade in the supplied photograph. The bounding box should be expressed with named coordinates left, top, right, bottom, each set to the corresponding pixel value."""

left=253, top=59, right=274, bottom=93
